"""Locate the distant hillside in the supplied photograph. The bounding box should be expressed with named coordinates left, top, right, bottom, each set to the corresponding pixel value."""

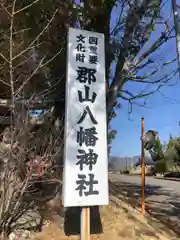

left=109, top=155, right=155, bottom=170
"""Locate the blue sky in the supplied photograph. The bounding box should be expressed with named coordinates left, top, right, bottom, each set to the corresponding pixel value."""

left=74, top=0, right=180, bottom=157
left=111, top=0, right=180, bottom=157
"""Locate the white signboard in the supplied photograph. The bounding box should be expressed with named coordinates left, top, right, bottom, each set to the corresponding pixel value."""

left=63, top=27, right=109, bottom=207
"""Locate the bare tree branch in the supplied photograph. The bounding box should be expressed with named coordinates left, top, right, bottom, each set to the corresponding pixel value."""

left=14, top=0, right=40, bottom=15
left=9, top=0, right=16, bottom=107
left=15, top=57, right=45, bottom=97
left=0, top=53, right=9, bottom=64
left=15, top=47, right=63, bottom=96
left=12, top=9, right=58, bottom=61
left=0, top=78, right=11, bottom=87
left=0, top=2, right=12, bottom=17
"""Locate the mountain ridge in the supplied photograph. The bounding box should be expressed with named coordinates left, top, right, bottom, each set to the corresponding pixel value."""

left=109, top=155, right=155, bottom=170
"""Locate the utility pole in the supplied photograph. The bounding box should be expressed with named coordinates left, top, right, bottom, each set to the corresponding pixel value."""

left=141, top=117, right=145, bottom=216
left=172, top=0, right=180, bottom=75
left=125, top=157, right=127, bottom=171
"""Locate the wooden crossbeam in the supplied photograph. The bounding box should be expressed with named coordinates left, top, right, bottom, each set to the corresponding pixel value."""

left=0, top=99, right=54, bottom=109
left=0, top=116, right=44, bottom=125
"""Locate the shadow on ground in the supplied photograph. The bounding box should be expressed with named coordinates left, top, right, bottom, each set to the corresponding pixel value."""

left=64, top=206, right=103, bottom=236
left=109, top=180, right=180, bottom=237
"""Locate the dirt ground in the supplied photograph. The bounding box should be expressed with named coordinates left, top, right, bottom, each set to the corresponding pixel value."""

left=32, top=205, right=160, bottom=240
left=31, top=183, right=178, bottom=240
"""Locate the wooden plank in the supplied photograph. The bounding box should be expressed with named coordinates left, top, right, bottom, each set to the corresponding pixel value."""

left=0, top=116, right=44, bottom=125
left=0, top=99, right=54, bottom=109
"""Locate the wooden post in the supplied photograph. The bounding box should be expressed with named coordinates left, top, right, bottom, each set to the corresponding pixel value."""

left=141, top=117, right=145, bottom=216
left=81, top=207, right=90, bottom=240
